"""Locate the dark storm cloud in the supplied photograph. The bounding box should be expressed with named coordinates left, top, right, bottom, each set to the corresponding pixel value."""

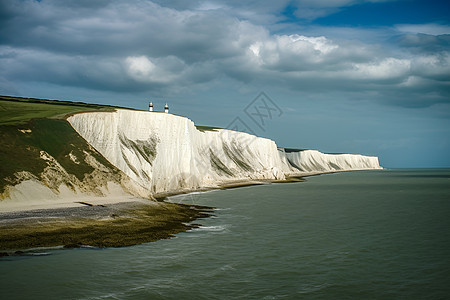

left=0, top=0, right=449, bottom=108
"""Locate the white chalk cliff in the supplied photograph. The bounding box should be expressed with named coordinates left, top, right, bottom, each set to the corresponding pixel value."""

left=68, top=109, right=382, bottom=198
left=284, top=150, right=381, bottom=173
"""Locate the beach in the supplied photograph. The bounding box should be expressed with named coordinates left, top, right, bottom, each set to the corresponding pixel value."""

left=0, top=169, right=374, bottom=254
left=0, top=199, right=213, bottom=253
left=0, top=172, right=331, bottom=252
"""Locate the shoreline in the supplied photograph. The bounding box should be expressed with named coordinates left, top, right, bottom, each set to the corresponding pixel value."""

left=152, top=171, right=327, bottom=200
left=0, top=200, right=213, bottom=253
left=0, top=193, right=147, bottom=213
left=0, top=169, right=381, bottom=253
left=0, top=176, right=305, bottom=253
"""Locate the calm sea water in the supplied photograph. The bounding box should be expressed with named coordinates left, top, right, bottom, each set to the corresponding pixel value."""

left=1, top=169, right=450, bottom=299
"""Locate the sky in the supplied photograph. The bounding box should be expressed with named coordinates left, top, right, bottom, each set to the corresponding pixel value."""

left=0, top=0, right=449, bottom=168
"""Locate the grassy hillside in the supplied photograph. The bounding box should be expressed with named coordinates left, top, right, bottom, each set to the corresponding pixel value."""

left=0, top=95, right=121, bottom=125
left=0, top=96, right=127, bottom=195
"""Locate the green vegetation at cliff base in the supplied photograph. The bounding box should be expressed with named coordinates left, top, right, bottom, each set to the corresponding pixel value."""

left=0, top=202, right=214, bottom=251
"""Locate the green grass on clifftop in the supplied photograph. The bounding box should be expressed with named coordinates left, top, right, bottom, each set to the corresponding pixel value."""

left=0, top=95, right=120, bottom=125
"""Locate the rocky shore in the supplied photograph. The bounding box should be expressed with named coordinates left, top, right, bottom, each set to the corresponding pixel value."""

left=0, top=200, right=213, bottom=253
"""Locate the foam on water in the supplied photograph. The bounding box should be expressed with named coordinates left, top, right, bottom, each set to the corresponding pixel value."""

left=192, top=225, right=228, bottom=232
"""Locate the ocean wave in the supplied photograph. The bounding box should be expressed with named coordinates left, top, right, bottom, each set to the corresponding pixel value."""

left=191, top=225, right=228, bottom=232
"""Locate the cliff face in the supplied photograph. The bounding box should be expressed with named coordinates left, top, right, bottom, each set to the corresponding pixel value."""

left=0, top=107, right=382, bottom=208
left=68, top=110, right=382, bottom=197
left=68, top=110, right=294, bottom=197
left=285, top=150, right=381, bottom=173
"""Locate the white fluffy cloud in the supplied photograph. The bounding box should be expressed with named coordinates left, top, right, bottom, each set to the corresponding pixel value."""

left=0, top=0, right=448, bottom=107
left=126, top=56, right=156, bottom=79
left=125, top=56, right=185, bottom=84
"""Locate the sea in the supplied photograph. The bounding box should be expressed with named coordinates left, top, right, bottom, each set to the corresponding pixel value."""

left=1, top=169, right=450, bottom=299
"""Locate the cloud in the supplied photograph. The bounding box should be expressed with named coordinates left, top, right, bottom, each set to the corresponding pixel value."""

left=126, top=56, right=156, bottom=79
left=0, top=0, right=448, bottom=108
left=124, top=55, right=189, bottom=84
left=395, top=33, right=450, bottom=54
left=396, top=24, right=450, bottom=35
left=151, top=0, right=401, bottom=23
left=290, top=0, right=400, bottom=21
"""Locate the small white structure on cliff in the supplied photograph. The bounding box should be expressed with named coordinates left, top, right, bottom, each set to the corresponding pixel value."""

left=148, top=101, right=168, bottom=113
